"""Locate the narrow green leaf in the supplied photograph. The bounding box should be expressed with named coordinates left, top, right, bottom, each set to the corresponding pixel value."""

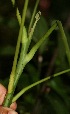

left=25, top=22, right=57, bottom=63
left=12, top=69, right=70, bottom=102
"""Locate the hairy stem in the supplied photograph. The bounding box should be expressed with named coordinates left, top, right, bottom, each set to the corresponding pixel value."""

left=3, top=0, right=29, bottom=107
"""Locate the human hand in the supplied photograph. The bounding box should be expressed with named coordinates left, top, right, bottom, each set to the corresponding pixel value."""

left=0, top=84, right=18, bottom=114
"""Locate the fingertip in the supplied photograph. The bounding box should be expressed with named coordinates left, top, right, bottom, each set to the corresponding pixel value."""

left=10, top=102, right=17, bottom=110
left=0, top=84, right=7, bottom=105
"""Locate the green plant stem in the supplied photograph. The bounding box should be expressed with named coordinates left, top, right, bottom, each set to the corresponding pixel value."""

left=14, top=46, right=28, bottom=88
left=28, top=0, right=40, bottom=33
left=8, top=0, right=29, bottom=93
left=13, top=11, right=41, bottom=90
left=3, top=0, right=29, bottom=107
left=57, top=20, right=70, bottom=65
left=12, top=69, right=70, bottom=102
left=13, top=22, right=57, bottom=91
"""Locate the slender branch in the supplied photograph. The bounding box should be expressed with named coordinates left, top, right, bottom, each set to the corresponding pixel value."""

left=28, top=0, right=40, bottom=33
left=57, top=20, right=70, bottom=65
left=12, top=69, right=70, bottom=102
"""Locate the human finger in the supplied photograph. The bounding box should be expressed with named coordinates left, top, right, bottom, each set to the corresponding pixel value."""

left=0, top=106, right=18, bottom=114
left=0, top=84, right=6, bottom=105
left=0, top=84, right=17, bottom=110
left=10, top=102, right=17, bottom=110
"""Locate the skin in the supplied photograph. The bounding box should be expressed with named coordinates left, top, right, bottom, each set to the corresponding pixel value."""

left=0, top=84, right=18, bottom=114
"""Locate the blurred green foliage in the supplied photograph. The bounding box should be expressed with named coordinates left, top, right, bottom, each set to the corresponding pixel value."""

left=0, top=0, right=70, bottom=114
